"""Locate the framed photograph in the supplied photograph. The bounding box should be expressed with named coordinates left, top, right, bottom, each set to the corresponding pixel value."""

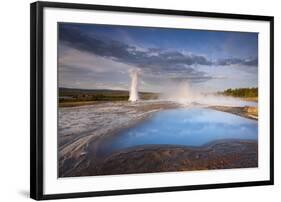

left=30, top=1, right=274, bottom=200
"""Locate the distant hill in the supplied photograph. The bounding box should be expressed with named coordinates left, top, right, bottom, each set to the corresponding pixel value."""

left=59, top=88, right=129, bottom=96
left=59, top=88, right=159, bottom=103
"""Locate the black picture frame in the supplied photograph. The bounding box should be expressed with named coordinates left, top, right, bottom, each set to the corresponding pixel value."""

left=30, top=1, right=274, bottom=200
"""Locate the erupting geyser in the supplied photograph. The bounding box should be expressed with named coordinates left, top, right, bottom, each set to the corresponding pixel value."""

left=129, top=69, right=140, bottom=102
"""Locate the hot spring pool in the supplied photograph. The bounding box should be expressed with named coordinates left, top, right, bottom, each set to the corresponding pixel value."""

left=99, top=108, right=258, bottom=154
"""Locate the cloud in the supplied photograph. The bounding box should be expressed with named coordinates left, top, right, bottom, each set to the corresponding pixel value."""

left=59, top=25, right=214, bottom=74
left=215, top=57, right=258, bottom=66
left=58, top=45, right=135, bottom=89
left=58, top=24, right=258, bottom=91
left=59, top=25, right=257, bottom=69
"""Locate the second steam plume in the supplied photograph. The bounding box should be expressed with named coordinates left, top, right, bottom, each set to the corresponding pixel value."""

left=129, top=69, right=140, bottom=102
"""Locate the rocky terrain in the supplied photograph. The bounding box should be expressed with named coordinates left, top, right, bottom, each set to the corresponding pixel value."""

left=63, top=140, right=258, bottom=177
left=58, top=101, right=181, bottom=176
left=58, top=100, right=258, bottom=177
left=209, top=106, right=258, bottom=120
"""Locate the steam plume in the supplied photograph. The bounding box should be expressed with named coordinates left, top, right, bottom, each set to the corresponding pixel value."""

left=129, top=69, right=140, bottom=102
left=160, top=81, right=256, bottom=107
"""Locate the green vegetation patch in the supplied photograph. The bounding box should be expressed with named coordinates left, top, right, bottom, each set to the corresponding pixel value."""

left=219, top=87, right=258, bottom=98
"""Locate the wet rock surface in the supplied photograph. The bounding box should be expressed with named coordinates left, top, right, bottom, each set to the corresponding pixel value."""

left=64, top=140, right=257, bottom=177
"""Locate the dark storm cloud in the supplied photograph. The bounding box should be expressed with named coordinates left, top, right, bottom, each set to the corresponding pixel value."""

left=59, top=25, right=214, bottom=72
left=215, top=57, right=258, bottom=66
left=59, top=25, right=257, bottom=85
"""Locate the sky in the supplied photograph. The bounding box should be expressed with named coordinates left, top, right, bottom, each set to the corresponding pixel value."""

left=58, top=23, right=258, bottom=93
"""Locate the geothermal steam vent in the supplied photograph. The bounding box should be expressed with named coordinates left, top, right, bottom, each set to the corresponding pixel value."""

left=129, top=69, right=140, bottom=102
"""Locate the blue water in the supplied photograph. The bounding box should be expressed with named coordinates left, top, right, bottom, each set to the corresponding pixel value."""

left=101, top=108, right=258, bottom=153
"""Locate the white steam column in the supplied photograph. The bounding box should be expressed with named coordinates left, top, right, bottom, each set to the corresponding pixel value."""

left=129, top=69, right=140, bottom=102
